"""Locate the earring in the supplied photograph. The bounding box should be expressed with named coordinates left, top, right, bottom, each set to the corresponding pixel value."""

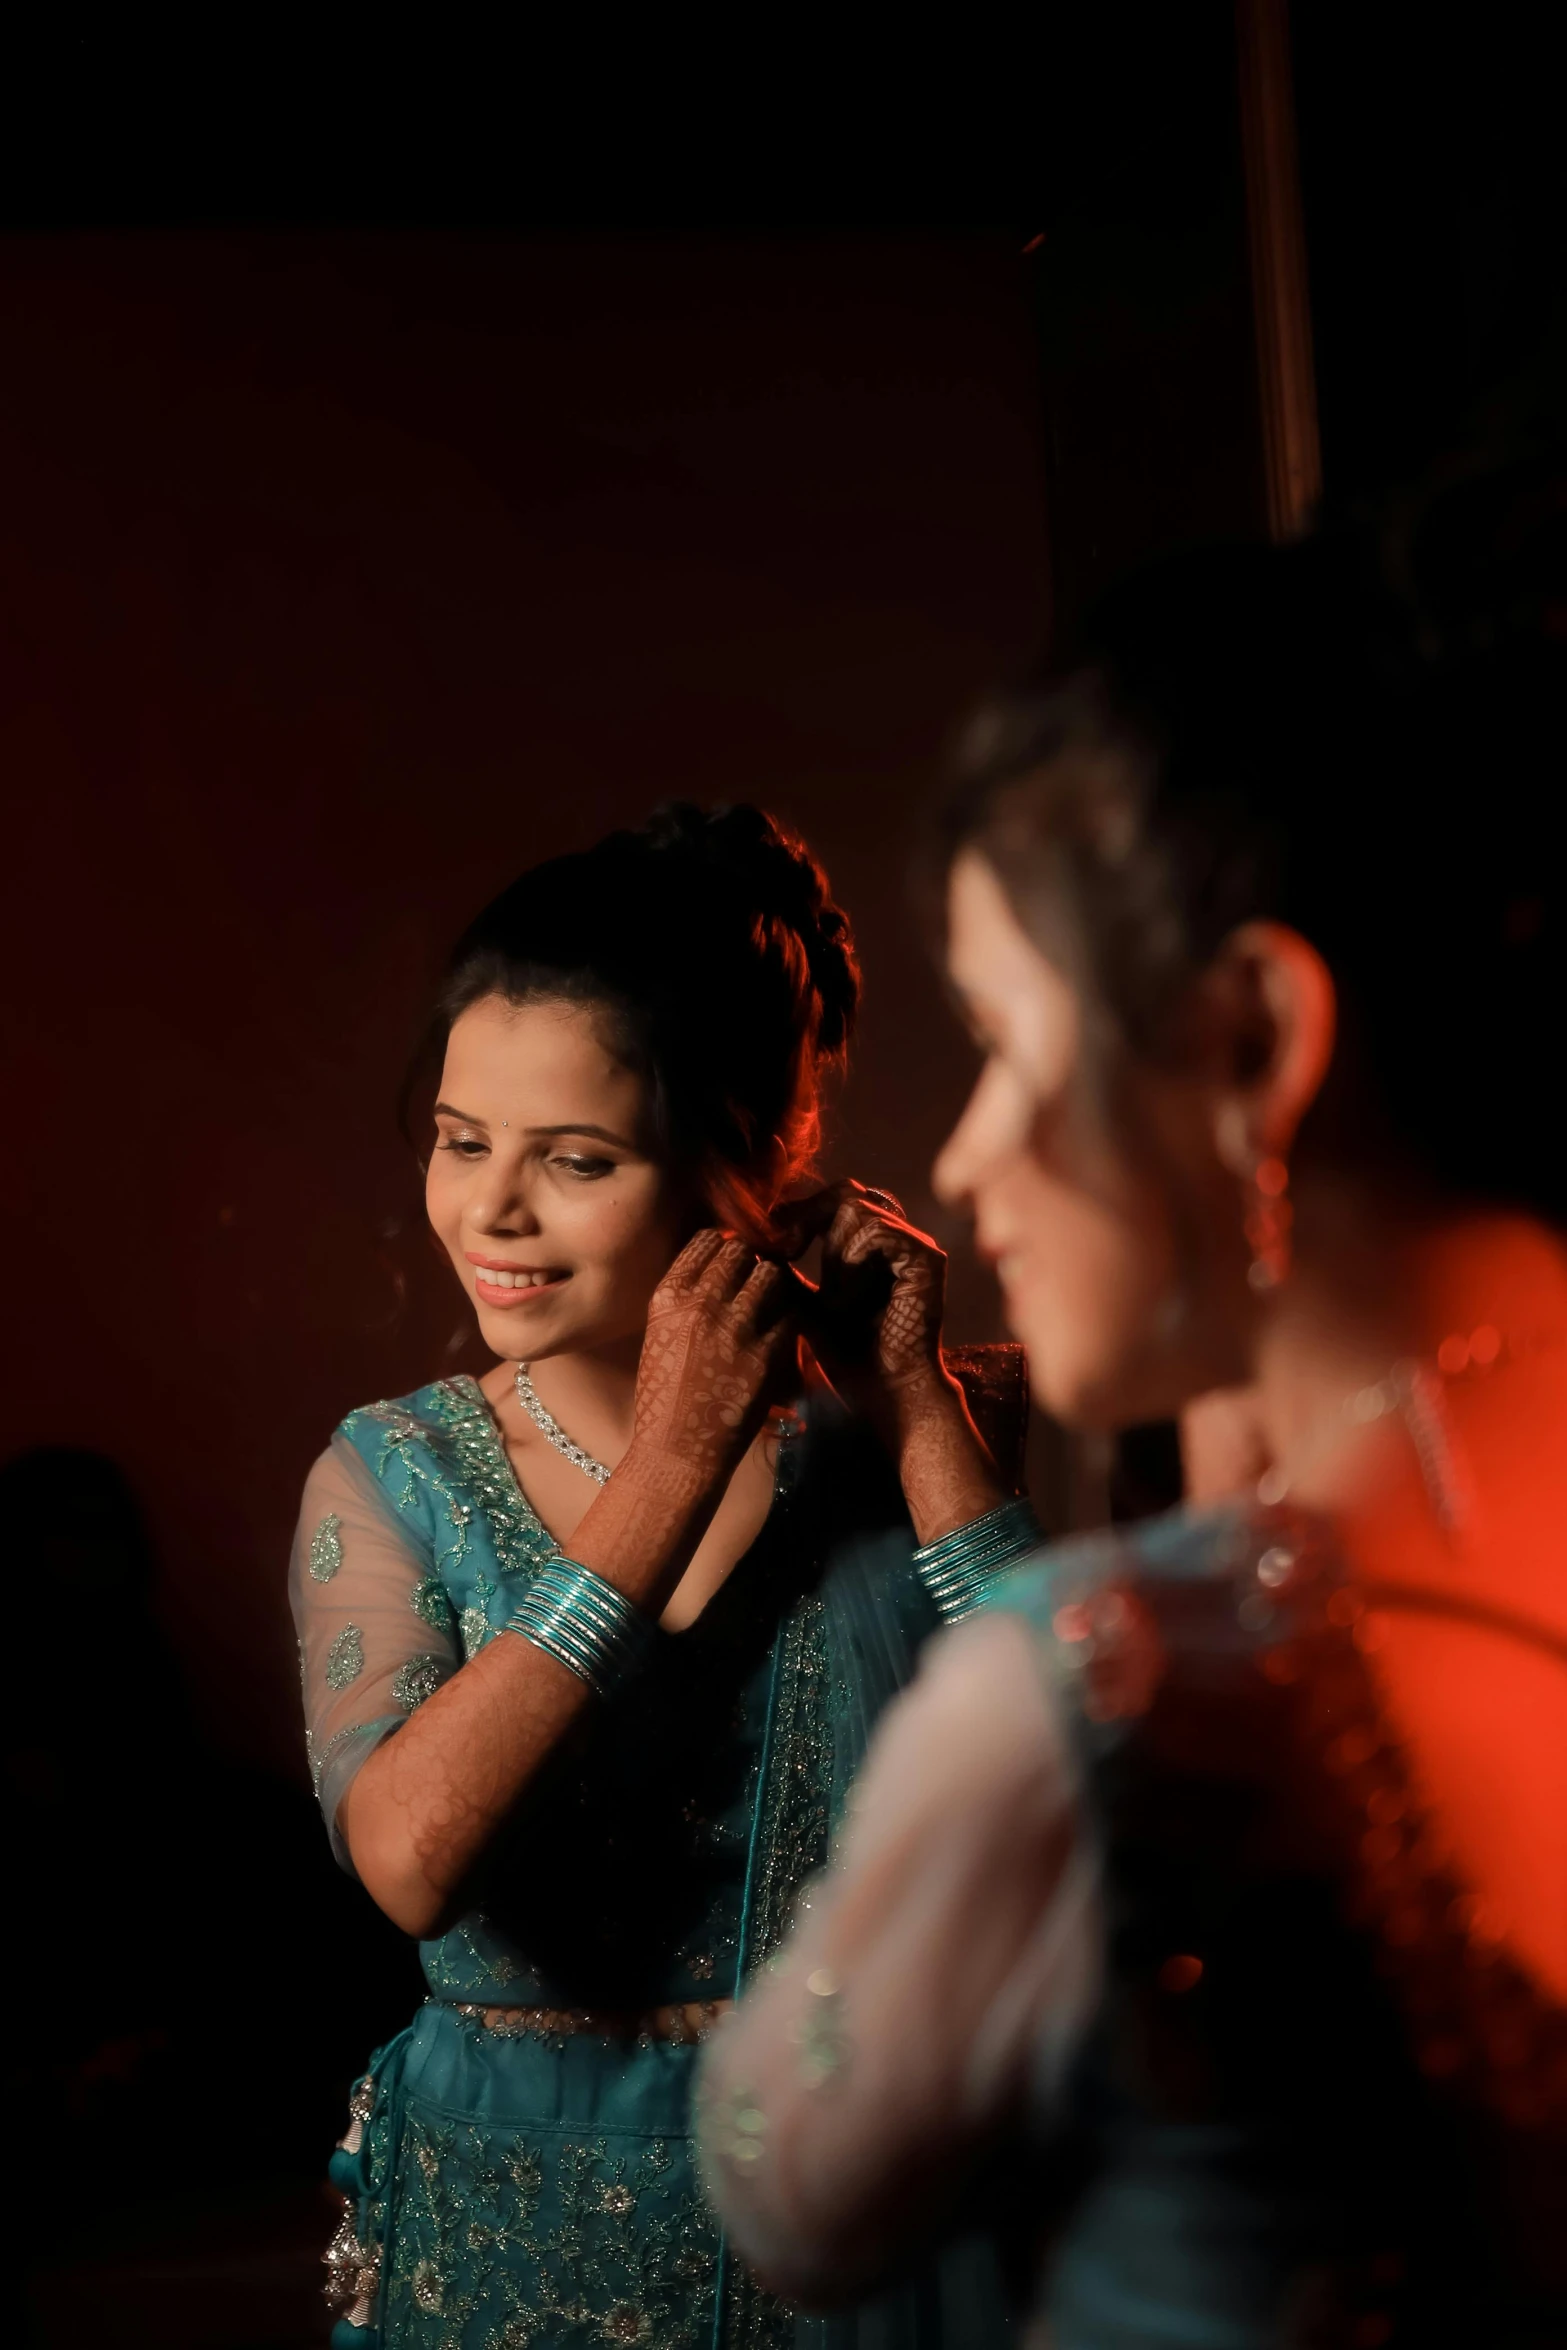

left=1244, top=1154, right=1292, bottom=1292
left=1216, top=1107, right=1293, bottom=1294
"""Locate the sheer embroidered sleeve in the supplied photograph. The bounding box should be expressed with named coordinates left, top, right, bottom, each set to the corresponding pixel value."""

left=289, top=1435, right=459, bottom=1870
left=695, top=1611, right=1099, bottom=2306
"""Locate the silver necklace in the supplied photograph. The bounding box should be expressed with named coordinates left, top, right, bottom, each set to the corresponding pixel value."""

left=513, top=1362, right=612, bottom=1486
left=1259, top=1372, right=1465, bottom=1532
left=1257, top=1351, right=1484, bottom=1537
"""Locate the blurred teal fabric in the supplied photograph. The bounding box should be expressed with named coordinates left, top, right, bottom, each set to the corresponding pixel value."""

left=981, top=1505, right=1567, bottom=2349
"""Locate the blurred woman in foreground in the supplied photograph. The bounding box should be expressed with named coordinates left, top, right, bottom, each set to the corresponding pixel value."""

left=698, top=471, right=1567, bottom=2347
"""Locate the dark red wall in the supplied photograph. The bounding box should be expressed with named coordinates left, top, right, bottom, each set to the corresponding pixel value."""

left=1, top=234, right=1049, bottom=1770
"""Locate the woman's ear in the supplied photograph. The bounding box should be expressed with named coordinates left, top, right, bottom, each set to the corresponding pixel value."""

left=1208, top=920, right=1337, bottom=1171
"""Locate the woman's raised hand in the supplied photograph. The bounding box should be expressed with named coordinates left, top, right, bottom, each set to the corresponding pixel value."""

left=784, top=1180, right=1008, bottom=1546
left=784, top=1181, right=947, bottom=1409
left=337, top=1233, right=802, bottom=1940
left=631, top=1230, right=805, bottom=1494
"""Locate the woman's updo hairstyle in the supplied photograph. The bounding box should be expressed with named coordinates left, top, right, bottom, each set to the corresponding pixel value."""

left=424, top=804, right=860, bottom=1243
left=944, top=449, right=1567, bottom=1219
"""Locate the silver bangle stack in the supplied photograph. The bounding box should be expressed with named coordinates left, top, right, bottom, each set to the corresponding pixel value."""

left=504, top=1559, right=656, bottom=1701
left=914, top=1497, right=1042, bottom=1623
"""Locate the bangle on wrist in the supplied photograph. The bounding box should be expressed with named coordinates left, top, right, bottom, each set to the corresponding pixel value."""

left=914, top=1498, right=1041, bottom=1624
left=504, top=1560, right=656, bottom=1701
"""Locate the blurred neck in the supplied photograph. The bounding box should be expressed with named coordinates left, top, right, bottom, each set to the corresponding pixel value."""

left=1252, top=1181, right=1567, bottom=1513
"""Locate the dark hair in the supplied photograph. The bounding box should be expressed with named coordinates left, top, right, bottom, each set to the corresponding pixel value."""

left=418, top=803, right=860, bottom=1241
left=943, top=454, right=1567, bottom=1218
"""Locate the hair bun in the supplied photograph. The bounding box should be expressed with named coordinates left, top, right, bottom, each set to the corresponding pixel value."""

left=641, top=802, right=861, bottom=1058
left=431, top=798, right=860, bottom=1236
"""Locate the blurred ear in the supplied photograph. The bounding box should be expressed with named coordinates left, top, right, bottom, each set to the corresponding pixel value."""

left=1206, top=920, right=1337, bottom=1168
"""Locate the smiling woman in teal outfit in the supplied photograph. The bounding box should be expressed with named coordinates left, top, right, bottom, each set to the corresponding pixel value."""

left=290, top=805, right=1035, bottom=2350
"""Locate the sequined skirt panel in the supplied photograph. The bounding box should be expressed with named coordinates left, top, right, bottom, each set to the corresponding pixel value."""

left=354, top=2006, right=1014, bottom=2350
left=379, top=2002, right=722, bottom=2350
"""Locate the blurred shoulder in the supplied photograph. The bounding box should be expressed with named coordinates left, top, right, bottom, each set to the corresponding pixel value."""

left=979, top=1499, right=1335, bottom=1731
left=983, top=1499, right=1274, bottom=1623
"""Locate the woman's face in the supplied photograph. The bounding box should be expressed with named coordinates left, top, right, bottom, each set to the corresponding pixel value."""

left=426, top=994, right=685, bottom=1362
left=934, top=851, right=1249, bottom=1428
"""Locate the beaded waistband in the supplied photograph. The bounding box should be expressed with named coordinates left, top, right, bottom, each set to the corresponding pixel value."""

left=443, top=1998, right=731, bottom=2045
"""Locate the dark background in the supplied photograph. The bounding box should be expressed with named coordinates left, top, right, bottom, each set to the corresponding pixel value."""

left=2, top=228, right=1054, bottom=2342
left=2, top=227, right=1052, bottom=1777
left=4, top=7, right=1563, bottom=2343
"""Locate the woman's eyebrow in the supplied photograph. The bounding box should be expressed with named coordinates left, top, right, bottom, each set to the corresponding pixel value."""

left=433, top=1107, right=635, bottom=1151
left=530, top=1123, right=635, bottom=1150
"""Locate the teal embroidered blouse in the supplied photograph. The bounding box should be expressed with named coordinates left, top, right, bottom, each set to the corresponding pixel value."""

left=291, top=1374, right=1012, bottom=2350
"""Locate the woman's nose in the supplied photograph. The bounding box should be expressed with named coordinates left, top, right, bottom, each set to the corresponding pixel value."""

left=935, top=1061, right=1024, bottom=1208
left=933, top=1098, right=981, bottom=1208
left=467, top=1165, right=543, bottom=1235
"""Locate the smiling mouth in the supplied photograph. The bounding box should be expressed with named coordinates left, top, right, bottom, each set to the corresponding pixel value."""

left=977, top=1240, right=1025, bottom=1294
left=466, top=1258, right=571, bottom=1301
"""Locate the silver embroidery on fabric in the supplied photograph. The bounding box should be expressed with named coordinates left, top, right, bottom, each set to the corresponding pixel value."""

left=350, top=1379, right=561, bottom=1584
left=331, top=1384, right=560, bottom=1724
left=391, top=1652, right=447, bottom=1711
left=410, top=1575, right=454, bottom=1631
left=309, top=1513, right=344, bottom=1583
left=305, top=1718, right=383, bottom=1794
left=325, top=1624, right=365, bottom=1690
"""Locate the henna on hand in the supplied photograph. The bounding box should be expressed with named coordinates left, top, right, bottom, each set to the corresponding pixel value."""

left=343, top=1234, right=806, bottom=1936
left=786, top=1182, right=948, bottom=1404
left=886, top=1370, right=1009, bottom=1546
left=631, top=1230, right=804, bottom=1482
left=342, top=1621, right=591, bottom=1934
left=784, top=1181, right=1009, bottom=1545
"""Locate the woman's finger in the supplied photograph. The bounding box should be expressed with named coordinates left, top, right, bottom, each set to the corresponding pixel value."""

left=823, top=1195, right=881, bottom=1256
left=665, top=1228, right=729, bottom=1291
left=822, top=1197, right=917, bottom=1264
left=697, top=1235, right=760, bottom=1302
left=734, top=1256, right=802, bottom=1333
left=842, top=1195, right=936, bottom=1253
left=773, top=1181, right=862, bottom=1249
left=840, top=1218, right=910, bottom=1268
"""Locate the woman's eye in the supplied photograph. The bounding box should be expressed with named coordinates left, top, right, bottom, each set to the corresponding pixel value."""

left=437, top=1136, right=488, bottom=1158
left=554, top=1155, right=615, bottom=1179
